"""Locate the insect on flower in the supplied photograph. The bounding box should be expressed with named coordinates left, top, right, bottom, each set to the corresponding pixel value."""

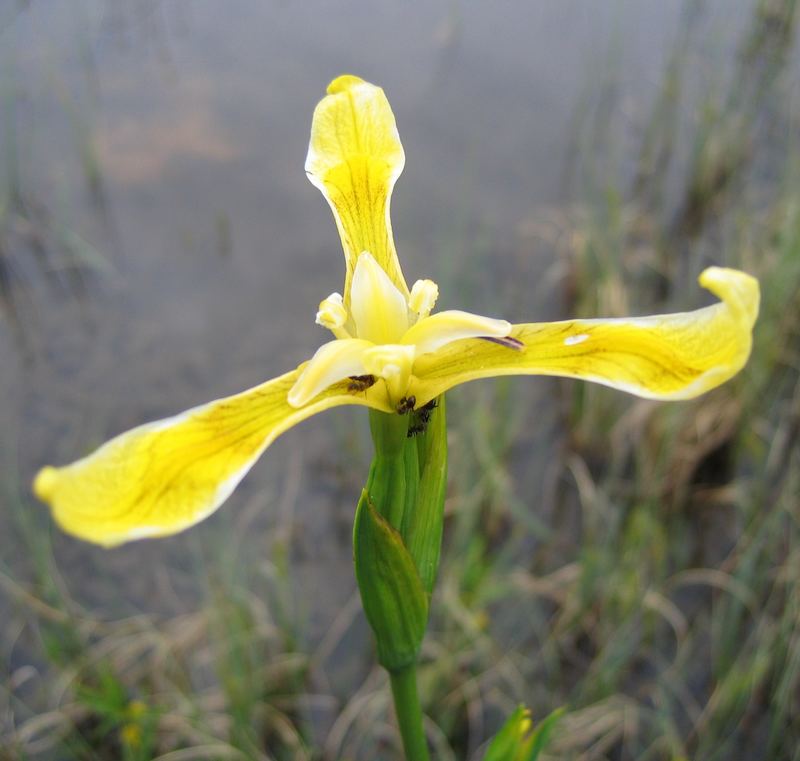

left=396, top=396, right=417, bottom=415
left=347, top=374, right=377, bottom=393
left=407, top=400, right=438, bottom=438
left=33, top=75, right=759, bottom=548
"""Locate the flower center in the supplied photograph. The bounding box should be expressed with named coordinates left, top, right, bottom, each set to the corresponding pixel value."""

left=362, top=344, right=417, bottom=402
left=293, top=251, right=512, bottom=410
left=316, top=251, right=441, bottom=344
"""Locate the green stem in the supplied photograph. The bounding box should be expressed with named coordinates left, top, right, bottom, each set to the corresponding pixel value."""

left=389, top=665, right=430, bottom=761
left=368, top=410, right=410, bottom=530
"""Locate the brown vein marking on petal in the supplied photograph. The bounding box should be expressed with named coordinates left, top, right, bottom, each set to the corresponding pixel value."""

left=479, top=335, right=524, bottom=350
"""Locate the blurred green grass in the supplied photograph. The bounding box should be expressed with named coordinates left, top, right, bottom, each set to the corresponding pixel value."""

left=2, top=1, right=799, bottom=759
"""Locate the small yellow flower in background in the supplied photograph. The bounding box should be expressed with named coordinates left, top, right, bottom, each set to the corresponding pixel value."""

left=33, top=75, right=759, bottom=548
left=120, top=700, right=147, bottom=749
left=119, top=723, right=141, bottom=749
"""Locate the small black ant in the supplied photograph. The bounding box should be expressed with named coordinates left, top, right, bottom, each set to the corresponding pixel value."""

left=407, top=399, right=438, bottom=437
left=396, top=395, right=416, bottom=415
left=347, top=374, right=376, bottom=392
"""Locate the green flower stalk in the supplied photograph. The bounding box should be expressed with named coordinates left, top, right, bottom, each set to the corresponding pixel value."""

left=32, top=75, right=759, bottom=759
left=355, top=401, right=445, bottom=759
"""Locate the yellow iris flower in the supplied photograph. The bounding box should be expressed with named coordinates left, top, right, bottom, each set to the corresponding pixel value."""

left=33, top=75, right=759, bottom=548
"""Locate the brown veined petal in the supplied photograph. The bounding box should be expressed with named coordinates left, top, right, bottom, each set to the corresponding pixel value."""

left=33, top=368, right=392, bottom=548
left=409, top=267, right=759, bottom=407
left=306, top=75, right=408, bottom=303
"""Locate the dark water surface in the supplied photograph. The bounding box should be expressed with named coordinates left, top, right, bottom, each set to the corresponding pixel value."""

left=0, top=0, right=769, bottom=685
left=0, top=5, right=658, bottom=593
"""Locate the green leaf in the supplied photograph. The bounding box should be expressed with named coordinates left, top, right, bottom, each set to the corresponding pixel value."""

left=483, top=705, right=564, bottom=761
left=353, top=490, right=429, bottom=671
left=525, top=708, right=564, bottom=760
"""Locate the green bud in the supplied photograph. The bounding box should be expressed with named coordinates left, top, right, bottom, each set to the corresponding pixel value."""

left=358, top=400, right=448, bottom=671
left=353, top=489, right=429, bottom=672
left=483, top=706, right=563, bottom=761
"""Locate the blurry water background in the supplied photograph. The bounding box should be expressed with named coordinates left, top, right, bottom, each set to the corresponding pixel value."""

left=1, top=1, right=799, bottom=759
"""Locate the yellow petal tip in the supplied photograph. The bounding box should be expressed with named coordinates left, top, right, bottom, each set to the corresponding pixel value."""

left=327, top=74, right=365, bottom=95
left=33, top=466, right=59, bottom=502
left=698, top=266, right=760, bottom=326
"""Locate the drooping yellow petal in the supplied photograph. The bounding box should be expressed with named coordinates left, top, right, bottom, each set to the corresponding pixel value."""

left=306, top=75, right=408, bottom=302
left=33, top=370, right=391, bottom=547
left=409, top=267, right=759, bottom=406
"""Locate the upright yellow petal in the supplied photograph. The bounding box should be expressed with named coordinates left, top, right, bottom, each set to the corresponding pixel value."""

left=306, top=75, right=408, bottom=302
left=409, top=267, right=759, bottom=406
left=33, top=370, right=392, bottom=547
